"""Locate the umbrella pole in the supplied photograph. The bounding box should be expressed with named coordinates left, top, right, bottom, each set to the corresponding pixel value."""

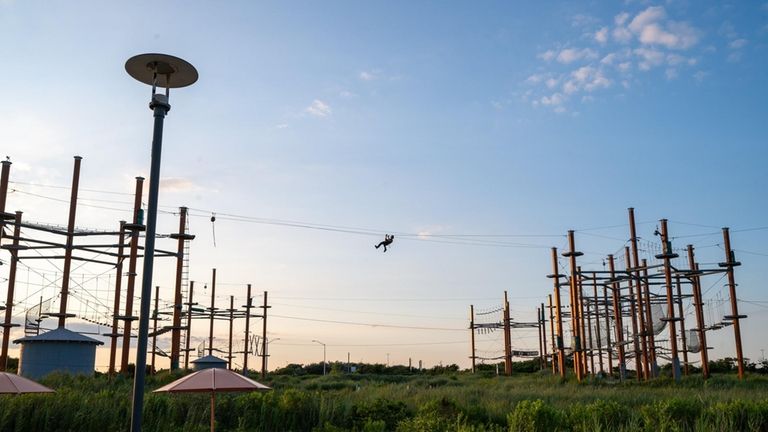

left=211, top=391, right=215, bottom=432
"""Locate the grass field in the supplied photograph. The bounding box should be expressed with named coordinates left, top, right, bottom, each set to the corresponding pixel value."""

left=1, top=370, right=767, bottom=431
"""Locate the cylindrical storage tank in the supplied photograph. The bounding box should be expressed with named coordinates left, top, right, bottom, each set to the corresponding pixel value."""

left=191, top=354, right=227, bottom=370
left=13, top=327, right=103, bottom=379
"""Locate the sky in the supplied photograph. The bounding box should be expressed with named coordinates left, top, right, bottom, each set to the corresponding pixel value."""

left=0, top=1, right=766, bottom=372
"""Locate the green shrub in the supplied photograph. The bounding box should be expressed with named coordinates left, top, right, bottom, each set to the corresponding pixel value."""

left=506, top=399, right=565, bottom=432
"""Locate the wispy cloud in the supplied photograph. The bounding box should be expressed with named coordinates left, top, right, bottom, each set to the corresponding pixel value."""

left=359, top=70, right=377, bottom=81
left=305, top=99, right=332, bottom=117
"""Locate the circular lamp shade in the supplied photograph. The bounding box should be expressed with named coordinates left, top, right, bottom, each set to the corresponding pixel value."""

left=125, top=53, right=198, bottom=88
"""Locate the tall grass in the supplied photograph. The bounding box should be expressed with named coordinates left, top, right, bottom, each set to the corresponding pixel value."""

left=0, top=372, right=766, bottom=431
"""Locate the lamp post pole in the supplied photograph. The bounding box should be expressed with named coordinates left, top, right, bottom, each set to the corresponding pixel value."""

left=312, top=340, right=326, bottom=375
left=125, top=53, right=197, bottom=432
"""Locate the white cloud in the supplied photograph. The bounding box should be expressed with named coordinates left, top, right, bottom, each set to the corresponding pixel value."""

left=618, top=62, right=632, bottom=72
left=615, top=12, right=630, bottom=26
left=359, top=70, right=377, bottom=81
left=159, top=177, right=198, bottom=192
left=634, top=47, right=665, bottom=70
left=556, top=48, right=598, bottom=64
left=305, top=100, right=332, bottom=117
left=595, top=27, right=609, bottom=44
left=563, top=66, right=611, bottom=94
left=626, top=6, right=699, bottom=49
left=537, top=50, right=557, bottom=61
left=665, top=68, right=678, bottom=80
left=275, top=123, right=289, bottom=129
left=613, top=26, right=633, bottom=43
left=526, top=74, right=544, bottom=84
left=545, top=78, right=559, bottom=89
left=729, top=38, right=748, bottom=49
left=540, top=93, right=565, bottom=106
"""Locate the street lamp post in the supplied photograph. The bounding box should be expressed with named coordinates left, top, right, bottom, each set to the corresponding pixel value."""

left=125, top=53, right=198, bottom=432
left=312, top=340, right=327, bottom=375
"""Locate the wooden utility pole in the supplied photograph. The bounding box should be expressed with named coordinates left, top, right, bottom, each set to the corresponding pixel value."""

left=537, top=307, right=544, bottom=370
left=608, top=254, right=626, bottom=379
left=721, top=228, right=746, bottom=380
left=564, top=231, right=583, bottom=381
left=641, top=260, right=658, bottom=377
left=540, top=302, right=547, bottom=370
left=208, top=269, right=217, bottom=357
left=686, top=246, right=709, bottom=379
left=243, top=284, right=252, bottom=375
left=55, top=156, right=82, bottom=328
left=170, top=207, right=193, bottom=370
left=592, top=276, right=604, bottom=374
left=0, top=212, right=22, bottom=371
left=184, top=282, right=195, bottom=370
left=547, top=295, right=556, bottom=375
left=228, top=296, right=234, bottom=370
left=108, top=222, right=126, bottom=375
left=658, top=219, right=681, bottom=381
left=577, top=271, right=588, bottom=376
left=151, top=286, right=159, bottom=374
left=469, top=305, right=476, bottom=373
left=550, top=248, right=566, bottom=378
left=503, top=291, right=512, bottom=376
left=628, top=208, right=650, bottom=379
left=624, top=247, right=642, bottom=380
left=121, top=176, right=144, bottom=373
left=260, top=291, right=270, bottom=379
left=675, top=275, right=689, bottom=375
left=585, top=292, right=595, bottom=374
left=602, top=283, right=613, bottom=376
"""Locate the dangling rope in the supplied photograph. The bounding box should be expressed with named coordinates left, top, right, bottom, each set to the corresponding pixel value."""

left=210, top=213, right=217, bottom=247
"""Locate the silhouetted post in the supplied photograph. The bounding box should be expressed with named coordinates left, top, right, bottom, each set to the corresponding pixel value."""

left=108, top=222, right=126, bottom=375
left=547, top=295, right=556, bottom=375
left=641, top=259, right=658, bottom=377
left=540, top=302, right=548, bottom=370
left=592, top=276, right=603, bottom=374
left=184, top=282, right=194, bottom=370
left=603, top=283, right=613, bottom=375
left=55, top=156, right=82, bottom=328
left=151, top=286, right=159, bottom=374
left=577, top=270, right=588, bottom=375
left=721, top=227, right=746, bottom=380
left=503, top=291, right=512, bottom=375
left=469, top=305, right=476, bottom=373
left=549, top=247, right=566, bottom=377
left=0, top=160, right=12, bottom=247
left=658, top=219, right=681, bottom=381
left=0, top=212, right=22, bottom=371
left=686, top=246, right=709, bottom=379
left=209, top=269, right=217, bottom=356
left=675, top=275, right=689, bottom=375
left=537, top=306, right=544, bottom=370
left=563, top=231, right=584, bottom=381
left=228, top=296, right=234, bottom=370
left=585, top=290, right=595, bottom=374
left=243, top=284, right=252, bottom=375
left=608, top=254, right=626, bottom=379
left=624, top=247, right=642, bottom=380
left=170, top=207, right=193, bottom=370
left=121, top=177, right=145, bottom=373
left=260, top=291, right=270, bottom=378
left=628, top=208, right=650, bottom=379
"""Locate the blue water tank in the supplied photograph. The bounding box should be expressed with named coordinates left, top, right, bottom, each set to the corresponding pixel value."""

left=14, top=327, right=103, bottom=379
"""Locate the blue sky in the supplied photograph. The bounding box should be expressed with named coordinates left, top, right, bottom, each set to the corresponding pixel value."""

left=0, top=1, right=766, bottom=370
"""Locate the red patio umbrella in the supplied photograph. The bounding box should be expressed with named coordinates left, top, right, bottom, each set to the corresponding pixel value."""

left=154, top=368, right=271, bottom=432
left=0, top=371, right=55, bottom=394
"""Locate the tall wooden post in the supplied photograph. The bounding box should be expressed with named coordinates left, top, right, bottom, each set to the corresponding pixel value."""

left=260, top=291, right=270, bottom=378
left=624, top=247, right=642, bottom=380
left=121, top=176, right=145, bottom=373
left=721, top=228, right=745, bottom=380
left=585, top=290, right=595, bottom=374
left=564, top=231, right=583, bottom=381
left=108, top=222, right=126, bottom=375
left=469, top=305, right=476, bottom=373
left=0, top=212, right=22, bottom=371
left=686, top=246, right=709, bottom=379
left=56, top=156, right=82, bottom=328
left=592, top=276, right=604, bottom=374
left=540, top=302, right=547, bottom=370
left=577, top=271, right=589, bottom=375
left=550, top=248, right=566, bottom=377
left=228, top=296, right=234, bottom=370
left=675, top=275, right=689, bottom=375
left=503, top=291, right=512, bottom=375
left=658, top=219, right=681, bottom=381
left=151, top=286, right=159, bottom=374
left=0, top=160, right=11, bottom=248
left=628, top=208, right=649, bottom=379
left=184, top=281, right=194, bottom=370
left=608, top=254, right=626, bottom=379
left=603, top=283, right=613, bottom=375
left=208, top=269, right=217, bottom=356
left=170, top=207, right=193, bottom=370
left=243, top=284, right=252, bottom=375
left=641, top=259, right=658, bottom=377
left=547, top=295, right=556, bottom=375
